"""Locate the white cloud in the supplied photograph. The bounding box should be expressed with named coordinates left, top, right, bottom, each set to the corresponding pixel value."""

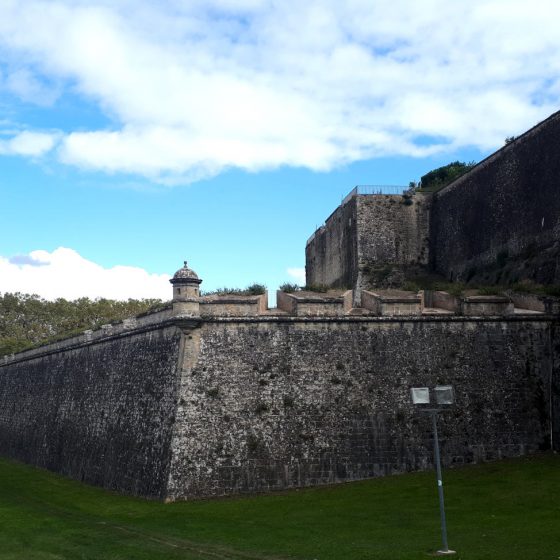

left=0, top=1, right=559, bottom=182
left=287, top=267, right=306, bottom=286
left=0, top=248, right=171, bottom=300
left=0, top=130, right=58, bottom=156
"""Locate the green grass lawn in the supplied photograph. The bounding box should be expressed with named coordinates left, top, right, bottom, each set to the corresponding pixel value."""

left=0, top=454, right=558, bottom=560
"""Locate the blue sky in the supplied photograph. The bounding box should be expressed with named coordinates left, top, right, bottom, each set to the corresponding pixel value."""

left=1, top=0, right=559, bottom=302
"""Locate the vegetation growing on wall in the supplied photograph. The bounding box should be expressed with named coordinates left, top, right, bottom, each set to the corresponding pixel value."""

left=0, top=293, right=165, bottom=356
left=202, top=283, right=266, bottom=296
left=279, top=282, right=300, bottom=293
left=303, top=284, right=331, bottom=293
left=418, top=161, right=476, bottom=192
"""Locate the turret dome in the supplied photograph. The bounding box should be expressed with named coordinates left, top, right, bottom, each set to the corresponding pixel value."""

left=171, top=261, right=199, bottom=282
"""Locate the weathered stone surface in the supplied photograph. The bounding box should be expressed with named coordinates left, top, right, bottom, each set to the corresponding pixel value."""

left=0, top=326, right=182, bottom=498
left=0, top=314, right=557, bottom=501
left=276, top=290, right=353, bottom=316
left=165, top=316, right=558, bottom=500
left=362, top=290, right=422, bottom=316
left=305, top=196, right=359, bottom=289
left=356, top=194, right=430, bottom=269
left=200, top=294, right=268, bottom=317
left=430, top=111, right=560, bottom=284
left=306, top=193, right=431, bottom=300
left=306, top=111, right=560, bottom=289
left=306, top=194, right=431, bottom=291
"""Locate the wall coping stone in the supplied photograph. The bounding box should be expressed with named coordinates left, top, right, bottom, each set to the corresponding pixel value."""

left=0, top=315, right=201, bottom=367
left=366, top=291, right=422, bottom=304
left=287, top=293, right=348, bottom=303
left=2, top=307, right=557, bottom=368
left=201, top=296, right=263, bottom=304
left=462, top=295, right=512, bottom=303
left=201, top=314, right=556, bottom=324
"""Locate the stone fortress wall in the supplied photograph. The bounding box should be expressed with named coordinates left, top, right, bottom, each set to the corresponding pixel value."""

left=167, top=315, right=558, bottom=500
left=0, top=324, right=182, bottom=499
left=0, top=269, right=558, bottom=500
left=430, top=110, right=560, bottom=284
left=306, top=110, right=560, bottom=290
left=306, top=191, right=430, bottom=295
left=305, top=196, right=359, bottom=290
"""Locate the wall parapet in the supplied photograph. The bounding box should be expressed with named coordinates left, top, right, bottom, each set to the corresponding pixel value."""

left=277, top=290, right=352, bottom=316
left=200, top=293, right=268, bottom=317
left=362, top=290, right=422, bottom=316
left=3, top=289, right=557, bottom=367
left=0, top=314, right=200, bottom=367
left=461, top=295, right=514, bottom=316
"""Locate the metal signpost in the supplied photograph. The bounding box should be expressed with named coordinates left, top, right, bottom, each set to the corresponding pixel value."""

left=411, top=386, right=456, bottom=556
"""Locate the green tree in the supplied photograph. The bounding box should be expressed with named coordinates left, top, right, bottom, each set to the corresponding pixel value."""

left=0, top=293, right=166, bottom=357
left=419, top=161, right=476, bottom=191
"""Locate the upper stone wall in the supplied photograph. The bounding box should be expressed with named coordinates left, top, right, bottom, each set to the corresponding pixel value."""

left=305, top=192, right=430, bottom=291
left=356, top=194, right=430, bottom=267
left=355, top=193, right=430, bottom=292
left=430, top=110, right=560, bottom=284
left=305, top=196, right=358, bottom=288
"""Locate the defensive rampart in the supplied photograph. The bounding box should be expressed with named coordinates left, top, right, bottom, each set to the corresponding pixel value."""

left=305, top=196, right=359, bottom=289
left=306, top=192, right=430, bottom=294
left=166, top=315, right=559, bottom=499
left=0, top=295, right=558, bottom=500
left=0, top=322, right=183, bottom=499
left=306, top=110, right=560, bottom=289
left=430, top=110, right=560, bottom=284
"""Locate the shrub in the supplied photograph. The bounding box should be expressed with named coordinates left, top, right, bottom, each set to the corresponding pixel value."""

left=304, top=284, right=329, bottom=293
left=433, top=282, right=465, bottom=297
left=279, top=283, right=300, bottom=293
left=510, top=282, right=560, bottom=297
left=543, top=285, right=560, bottom=296
left=476, top=286, right=504, bottom=296
left=203, top=283, right=266, bottom=296
left=245, top=283, right=266, bottom=295
left=402, top=281, right=421, bottom=292
left=418, top=161, right=476, bottom=192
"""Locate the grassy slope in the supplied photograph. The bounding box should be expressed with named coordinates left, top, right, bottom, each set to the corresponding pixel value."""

left=0, top=454, right=558, bottom=560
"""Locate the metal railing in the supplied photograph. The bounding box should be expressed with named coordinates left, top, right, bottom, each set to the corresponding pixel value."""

left=307, top=185, right=410, bottom=246
left=341, top=185, right=409, bottom=204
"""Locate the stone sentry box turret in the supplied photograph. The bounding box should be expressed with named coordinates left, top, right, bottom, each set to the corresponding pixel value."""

left=169, top=260, right=202, bottom=316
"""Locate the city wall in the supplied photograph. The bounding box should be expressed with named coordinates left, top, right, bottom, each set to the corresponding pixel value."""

left=306, top=193, right=430, bottom=292
left=306, top=110, right=560, bottom=289
left=305, top=196, right=359, bottom=289
left=430, top=111, right=560, bottom=284
left=167, top=316, right=558, bottom=499
left=0, top=323, right=182, bottom=499
left=0, top=310, right=557, bottom=500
